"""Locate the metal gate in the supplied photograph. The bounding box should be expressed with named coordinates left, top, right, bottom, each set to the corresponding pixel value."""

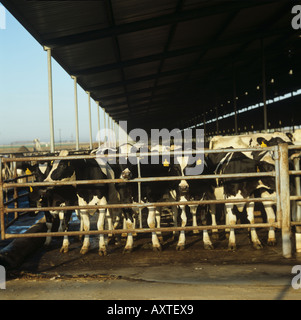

left=0, top=143, right=300, bottom=258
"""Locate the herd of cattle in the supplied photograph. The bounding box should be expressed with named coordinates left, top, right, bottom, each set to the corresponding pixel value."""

left=2, top=130, right=301, bottom=256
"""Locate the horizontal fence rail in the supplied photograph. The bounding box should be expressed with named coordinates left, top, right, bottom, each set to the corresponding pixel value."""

left=4, top=223, right=280, bottom=240
left=2, top=171, right=276, bottom=189
left=0, top=143, right=300, bottom=258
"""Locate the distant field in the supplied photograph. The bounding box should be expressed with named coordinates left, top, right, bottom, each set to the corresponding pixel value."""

left=0, top=142, right=98, bottom=154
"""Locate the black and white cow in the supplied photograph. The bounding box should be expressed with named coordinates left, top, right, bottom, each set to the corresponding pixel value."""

left=44, top=150, right=118, bottom=256
left=43, top=186, right=78, bottom=253
left=103, top=143, right=187, bottom=252
left=208, top=132, right=294, bottom=250
left=170, top=146, right=221, bottom=251
left=23, top=160, right=78, bottom=253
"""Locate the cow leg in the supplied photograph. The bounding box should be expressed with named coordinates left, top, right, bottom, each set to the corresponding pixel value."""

left=246, top=202, right=263, bottom=249
left=122, top=209, right=134, bottom=253
left=176, top=204, right=187, bottom=251
left=80, top=211, right=90, bottom=254
left=171, top=205, right=178, bottom=239
left=156, top=207, right=163, bottom=242
left=261, top=191, right=277, bottom=246
left=58, top=211, right=69, bottom=253
left=147, top=206, right=161, bottom=251
left=122, top=218, right=127, bottom=238
left=75, top=209, right=83, bottom=241
left=98, top=208, right=107, bottom=256
left=209, top=204, right=219, bottom=239
left=225, top=204, right=236, bottom=250
left=123, top=217, right=134, bottom=253
left=44, top=212, right=53, bottom=247
left=203, top=229, right=214, bottom=250
left=106, top=209, right=113, bottom=238
left=60, top=210, right=73, bottom=253
left=190, top=205, right=199, bottom=234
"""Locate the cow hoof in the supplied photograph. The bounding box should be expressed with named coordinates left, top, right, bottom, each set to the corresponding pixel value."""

left=204, top=243, right=214, bottom=250
left=80, top=247, right=89, bottom=255
left=253, top=242, right=263, bottom=250
left=123, top=247, right=133, bottom=254
left=176, top=245, right=185, bottom=251
left=153, top=246, right=162, bottom=252
left=267, top=238, right=277, bottom=246
left=228, top=243, right=236, bottom=251
left=211, top=232, right=219, bottom=240
left=60, top=247, right=69, bottom=254
left=99, top=249, right=107, bottom=256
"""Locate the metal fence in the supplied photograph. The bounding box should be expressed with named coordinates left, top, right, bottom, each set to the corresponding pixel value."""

left=0, top=143, right=300, bottom=258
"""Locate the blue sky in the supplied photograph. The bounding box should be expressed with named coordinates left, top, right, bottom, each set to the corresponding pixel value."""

left=0, top=5, right=104, bottom=145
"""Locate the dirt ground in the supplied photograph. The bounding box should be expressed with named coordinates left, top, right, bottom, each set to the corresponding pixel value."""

left=1, top=226, right=301, bottom=301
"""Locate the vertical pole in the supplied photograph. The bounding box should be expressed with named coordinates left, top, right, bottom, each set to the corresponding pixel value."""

left=294, top=157, right=301, bottom=252
left=72, top=76, right=80, bottom=150
left=44, top=46, right=55, bottom=153
left=87, top=92, right=93, bottom=150
left=13, top=157, right=18, bottom=220
left=233, top=69, right=238, bottom=134
left=215, top=107, right=219, bottom=134
left=137, top=158, right=142, bottom=229
left=274, top=146, right=281, bottom=224
left=97, top=102, right=101, bottom=147
left=279, top=143, right=291, bottom=258
left=261, top=38, right=268, bottom=132
left=0, top=158, right=5, bottom=240
left=116, top=120, right=119, bottom=146
left=103, top=109, right=107, bottom=144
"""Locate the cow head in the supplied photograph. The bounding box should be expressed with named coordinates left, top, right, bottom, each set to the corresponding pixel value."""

left=44, top=150, right=76, bottom=183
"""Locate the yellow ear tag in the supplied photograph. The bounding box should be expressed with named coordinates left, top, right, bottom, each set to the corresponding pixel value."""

left=257, top=166, right=260, bottom=172
left=51, top=160, right=54, bottom=165
left=68, top=161, right=71, bottom=166
left=261, top=141, right=267, bottom=148
left=163, top=159, right=169, bottom=167
left=196, top=158, right=202, bottom=165
left=25, top=168, right=32, bottom=175
left=29, top=186, right=33, bottom=192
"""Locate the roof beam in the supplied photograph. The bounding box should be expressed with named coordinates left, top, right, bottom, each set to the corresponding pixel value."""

left=43, top=1, right=272, bottom=48
left=72, top=25, right=288, bottom=77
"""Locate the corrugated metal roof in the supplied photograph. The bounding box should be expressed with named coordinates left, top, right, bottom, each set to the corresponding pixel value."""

left=1, top=0, right=300, bottom=132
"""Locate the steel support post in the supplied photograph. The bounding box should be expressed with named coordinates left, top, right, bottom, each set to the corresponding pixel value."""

left=233, top=71, right=238, bottom=134
left=97, top=101, right=100, bottom=147
left=215, top=107, right=219, bottom=134
left=261, top=38, right=268, bottom=132
left=72, top=76, right=80, bottom=150
left=293, top=157, right=301, bottom=252
left=279, top=143, right=292, bottom=258
left=44, top=46, right=55, bottom=153
left=0, top=158, right=5, bottom=240
left=103, top=109, right=107, bottom=144
left=137, top=157, right=142, bottom=228
left=87, top=92, right=93, bottom=149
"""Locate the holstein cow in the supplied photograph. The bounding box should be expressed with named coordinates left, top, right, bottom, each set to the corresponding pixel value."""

left=43, top=186, right=78, bottom=253
left=95, top=143, right=138, bottom=253
left=105, top=143, right=186, bottom=252
left=207, top=151, right=268, bottom=249
left=44, top=150, right=119, bottom=256
left=209, top=132, right=294, bottom=249
left=23, top=160, right=79, bottom=253
left=175, top=150, right=219, bottom=250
